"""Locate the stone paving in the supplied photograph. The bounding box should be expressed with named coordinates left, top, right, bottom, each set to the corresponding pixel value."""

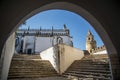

left=8, top=76, right=69, bottom=80
left=8, top=76, right=96, bottom=80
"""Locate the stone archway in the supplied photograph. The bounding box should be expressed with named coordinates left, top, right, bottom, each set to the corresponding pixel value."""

left=0, top=1, right=120, bottom=80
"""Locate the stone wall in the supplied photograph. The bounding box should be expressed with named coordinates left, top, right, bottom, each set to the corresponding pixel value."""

left=40, top=44, right=84, bottom=74
left=0, top=33, right=15, bottom=80
left=40, top=45, right=59, bottom=73
left=58, top=44, right=84, bottom=74
left=90, top=45, right=106, bottom=53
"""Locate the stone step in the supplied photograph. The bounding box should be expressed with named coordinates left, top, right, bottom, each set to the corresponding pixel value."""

left=74, top=59, right=109, bottom=63
left=69, top=64, right=110, bottom=69
left=83, top=54, right=108, bottom=58
left=63, top=71, right=111, bottom=79
left=65, top=69, right=111, bottom=74
left=69, top=64, right=109, bottom=67
left=63, top=74, right=111, bottom=80
left=70, top=62, right=109, bottom=66
left=8, top=72, right=58, bottom=76
left=64, top=71, right=111, bottom=77
left=9, top=67, right=55, bottom=69
left=67, top=68, right=110, bottom=72
left=8, top=76, right=67, bottom=80
left=63, top=73, right=111, bottom=79
left=9, top=69, right=56, bottom=72
left=9, top=60, right=55, bottom=69
left=12, top=54, right=41, bottom=60
left=8, top=74, right=59, bottom=79
left=8, top=69, right=58, bottom=73
left=9, top=70, right=56, bottom=73
left=82, top=57, right=108, bottom=60
left=10, top=60, right=51, bottom=66
left=9, top=67, right=55, bottom=70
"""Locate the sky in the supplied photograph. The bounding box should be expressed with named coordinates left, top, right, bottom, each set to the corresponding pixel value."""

left=19, top=9, right=104, bottom=50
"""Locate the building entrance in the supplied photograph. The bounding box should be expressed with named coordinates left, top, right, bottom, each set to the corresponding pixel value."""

left=27, top=49, right=32, bottom=54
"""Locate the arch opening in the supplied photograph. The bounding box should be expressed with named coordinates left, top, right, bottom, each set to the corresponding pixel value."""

left=1, top=1, right=119, bottom=80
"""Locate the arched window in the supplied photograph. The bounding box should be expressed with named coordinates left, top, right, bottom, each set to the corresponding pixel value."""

left=57, top=37, right=63, bottom=44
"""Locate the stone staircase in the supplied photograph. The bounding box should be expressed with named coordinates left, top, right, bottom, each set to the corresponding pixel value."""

left=62, top=54, right=112, bottom=80
left=7, top=54, right=112, bottom=80
left=7, top=54, right=59, bottom=80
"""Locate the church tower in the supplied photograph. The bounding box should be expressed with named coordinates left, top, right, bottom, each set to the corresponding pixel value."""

left=86, top=30, right=97, bottom=53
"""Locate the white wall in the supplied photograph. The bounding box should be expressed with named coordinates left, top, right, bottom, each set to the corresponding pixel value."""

left=35, top=37, right=53, bottom=53
left=61, top=36, right=72, bottom=45
left=1, top=33, right=15, bottom=80
left=40, top=46, right=59, bottom=73
left=58, top=44, right=84, bottom=74
left=35, top=36, right=72, bottom=53
left=23, top=36, right=35, bottom=53
left=93, top=50, right=107, bottom=54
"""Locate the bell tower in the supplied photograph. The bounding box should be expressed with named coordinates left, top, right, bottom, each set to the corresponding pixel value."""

left=86, top=30, right=97, bottom=53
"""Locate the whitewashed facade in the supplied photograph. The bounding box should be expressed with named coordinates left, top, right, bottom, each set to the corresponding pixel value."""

left=15, top=26, right=73, bottom=54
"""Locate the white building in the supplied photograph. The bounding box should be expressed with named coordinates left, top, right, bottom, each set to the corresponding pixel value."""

left=15, top=25, right=73, bottom=54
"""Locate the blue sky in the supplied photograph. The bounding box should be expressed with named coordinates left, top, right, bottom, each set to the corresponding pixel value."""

left=19, top=9, right=104, bottom=50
